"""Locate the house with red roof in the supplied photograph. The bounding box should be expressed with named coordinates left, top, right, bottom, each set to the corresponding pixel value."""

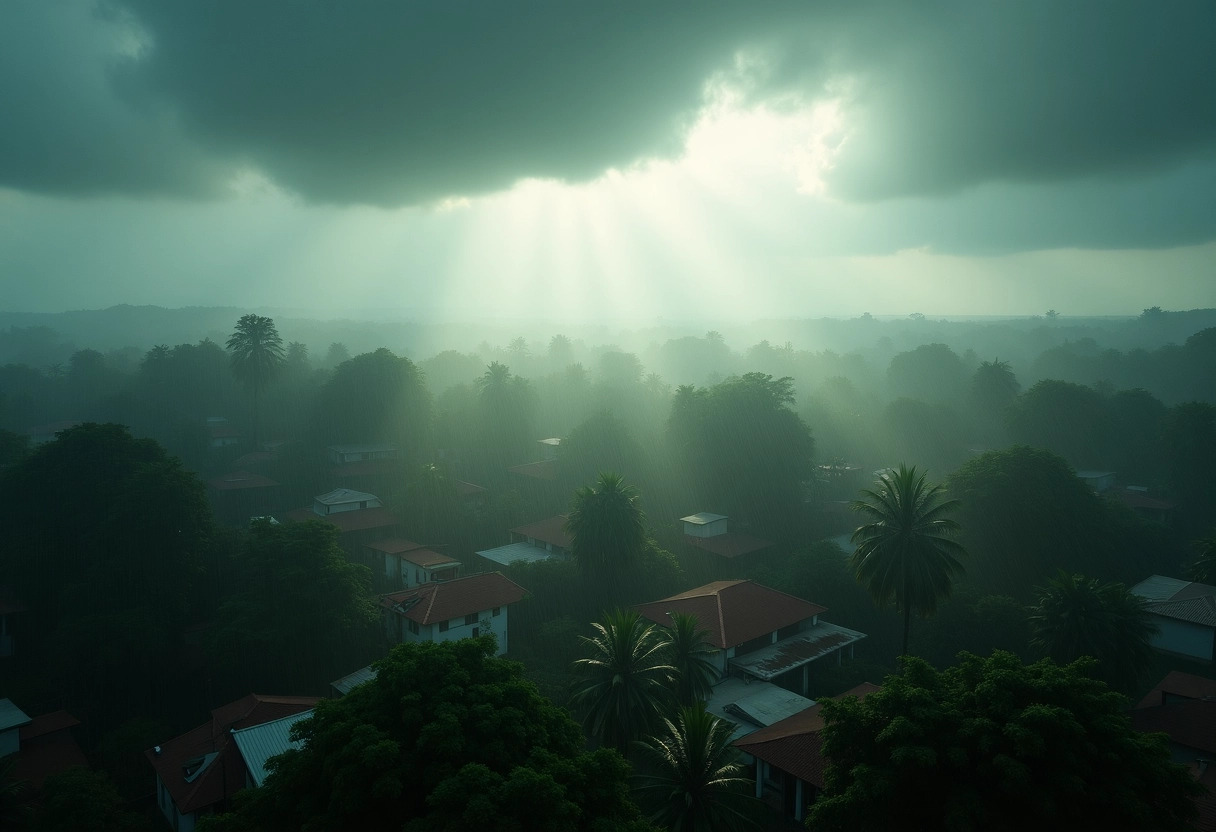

left=284, top=488, right=401, bottom=550
left=733, top=683, right=880, bottom=822
left=380, top=572, right=527, bottom=656
left=365, top=538, right=461, bottom=590
left=146, top=693, right=319, bottom=832
left=679, top=512, right=773, bottom=559
left=635, top=580, right=867, bottom=694
left=1133, top=671, right=1216, bottom=830
left=1, top=699, right=88, bottom=793
left=208, top=471, right=280, bottom=525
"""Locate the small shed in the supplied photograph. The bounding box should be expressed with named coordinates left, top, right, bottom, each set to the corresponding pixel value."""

left=681, top=512, right=728, bottom=538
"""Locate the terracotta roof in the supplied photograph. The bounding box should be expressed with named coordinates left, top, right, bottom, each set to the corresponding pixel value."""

left=400, top=549, right=460, bottom=569
left=12, top=712, right=88, bottom=789
left=1137, top=672, right=1216, bottom=709
left=507, top=459, right=559, bottom=481
left=635, top=580, right=827, bottom=649
left=146, top=694, right=319, bottom=815
left=1131, top=699, right=1216, bottom=755
left=285, top=506, right=399, bottom=533
left=510, top=515, right=571, bottom=550
left=683, top=533, right=773, bottom=559
left=1194, top=763, right=1216, bottom=832
left=380, top=572, right=527, bottom=625
left=366, top=538, right=425, bottom=554
left=733, top=683, right=880, bottom=788
left=209, top=471, right=279, bottom=491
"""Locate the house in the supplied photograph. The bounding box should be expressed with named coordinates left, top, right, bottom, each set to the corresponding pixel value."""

left=379, top=572, right=527, bottom=656
left=230, top=710, right=314, bottom=788
left=679, top=512, right=773, bottom=559
left=705, top=677, right=816, bottom=743
left=476, top=514, right=572, bottom=566
left=733, top=683, right=881, bottom=822
left=0, top=700, right=89, bottom=791
left=635, top=580, right=866, bottom=694
left=1136, top=671, right=1216, bottom=709
left=365, top=538, right=461, bottom=590
left=208, top=471, right=280, bottom=525
left=205, top=417, right=241, bottom=449
left=1077, top=469, right=1116, bottom=493
left=327, top=443, right=399, bottom=465
left=1132, top=676, right=1216, bottom=831
left=147, top=694, right=319, bottom=832
left=1131, top=575, right=1216, bottom=662
left=285, top=489, right=400, bottom=550
left=1113, top=486, right=1174, bottom=524
left=538, top=437, right=561, bottom=460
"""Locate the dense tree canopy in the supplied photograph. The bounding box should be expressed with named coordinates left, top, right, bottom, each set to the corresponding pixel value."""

left=567, top=472, right=648, bottom=572
left=204, top=638, right=655, bottom=832
left=886, top=343, right=967, bottom=404
left=809, top=652, right=1202, bottom=832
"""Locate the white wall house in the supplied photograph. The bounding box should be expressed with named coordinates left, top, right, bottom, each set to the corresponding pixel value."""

left=681, top=512, right=729, bottom=538
left=365, top=539, right=461, bottom=589
left=1077, top=469, right=1117, bottom=493
left=380, top=572, right=527, bottom=656
left=312, top=488, right=383, bottom=516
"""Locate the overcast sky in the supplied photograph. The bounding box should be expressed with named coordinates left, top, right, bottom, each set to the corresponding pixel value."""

left=2, top=0, right=1214, bottom=321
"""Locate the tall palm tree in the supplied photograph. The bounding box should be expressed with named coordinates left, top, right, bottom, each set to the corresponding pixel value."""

left=667, top=612, right=718, bottom=706
left=1029, top=571, right=1158, bottom=692
left=566, top=472, right=647, bottom=572
left=633, top=703, right=763, bottom=832
left=1187, top=533, right=1216, bottom=584
left=571, top=609, right=675, bottom=753
left=851, top=464, right=966, bottom=658
left=226, top=314, right=286, bottom=448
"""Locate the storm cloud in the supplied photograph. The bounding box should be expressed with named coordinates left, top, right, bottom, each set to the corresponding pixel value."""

left=3, top=0, right=1215, bottom=206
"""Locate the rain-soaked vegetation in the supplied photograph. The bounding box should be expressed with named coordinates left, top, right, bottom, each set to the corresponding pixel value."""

left=1, top=306, right=1215, bottom=830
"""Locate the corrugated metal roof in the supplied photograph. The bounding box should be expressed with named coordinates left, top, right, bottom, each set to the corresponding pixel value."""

left=330, top=665, right=378, bottom=696
left=0, top=698, right=33, bottom=732
left=705, top=678, right=816, bottom=743
left=231, top=709, right=314, bottom=788
left=314, top=488, right=380, bottom=505
left=476, top=542, right=557, bottom=566
left=730, top=622, right=868, bottom=681
left=680, top=512, right=727, bottom=524
left=1132, top=575, right=1193, bottom=602
left=1148, top=596, right=1216, bottom=628
left=538, top=438, right=561, bottom=446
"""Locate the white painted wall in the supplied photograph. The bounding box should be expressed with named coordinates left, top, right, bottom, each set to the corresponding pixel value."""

left=390, top=607, right=511, bottom=655
left=684, top=517, right=728, bottom=538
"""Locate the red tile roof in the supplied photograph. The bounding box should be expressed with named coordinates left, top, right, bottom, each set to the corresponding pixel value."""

left=635, top=580, right=828, bottom=649
left=1193, top=763, right=1216, bottom=832
left=285, top=506, right=399, bottom=533
left=366, top=538, right=425, bottom=554
left=145, top=694, right=319, bottom=815
left=400, top=549, right=460, bottom=569
left=12, top=711, right=88, bottom=789
left=507, top=459, right=559, bottom=481
left=683, top=533, right=773, bottom=559
left=733, top=683, right=879, bottom=788
left=1137, top=671, right=1216, bottom=709
left=209, top=471, right=279, bottom=491
left=1131, top=699, right=1216, bottom=755
left=510, top=515, right=571, bottom=550
left=380, top=572, right=527, bottom=625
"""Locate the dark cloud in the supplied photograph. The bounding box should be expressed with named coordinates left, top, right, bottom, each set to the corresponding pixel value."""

left=2, top=1, right=1215, bottom=205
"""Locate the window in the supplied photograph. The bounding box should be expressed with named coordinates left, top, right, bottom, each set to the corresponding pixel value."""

left=464, top=614, right=478, bottom=626
left=439, top=620, right=449, bottom=633
left=408, top=620, right=419, bottom=635
left=492, top=607, right=501, bottom=617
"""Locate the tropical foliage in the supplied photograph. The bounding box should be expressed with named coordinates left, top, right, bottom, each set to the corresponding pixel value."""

left=633, top=703, right=762, bottom=832
left=226, top=314, right=286, bottom=446
left=809, top=651, right=1202, bottom=832
left=850, top=464, right=966, bottom=656
left=666, top=612, right=718, bottom=706
left=567, top=472, right=648, bottom=572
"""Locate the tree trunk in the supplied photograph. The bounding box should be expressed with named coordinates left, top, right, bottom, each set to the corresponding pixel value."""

left=902, top=602, right=912, bottom=659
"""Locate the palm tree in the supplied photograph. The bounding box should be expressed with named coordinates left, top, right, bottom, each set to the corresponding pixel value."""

left=1187, top=533, right=1216, bottom=584
left=633, top=703, right=763, bottom=832
left=667, top=612, right=718, bottom=706
left=1029, top=571, right=1158, bottom=692
left=226, top=314, right=286, bottom=448
left=851, top=464, right=966, bottom=658
left=571, top=609, right=675, bottom=753
left=566, top=472, right=647, bottom=572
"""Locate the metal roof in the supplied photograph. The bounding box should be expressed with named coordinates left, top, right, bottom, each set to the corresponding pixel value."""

left=231, top=709, right=314, bottom=788
left=330, top=665, right=378, bottom=696
left=0, top=698, right=33, bottom=732
left=730, top=622, right=868, bottom=681
left=705, top=678, right=816, bottom=743
left=680, top=512, right=727, bottom=524
left=1132, top=575, right=1195, bottom=602
left=314, top=488, right=380, bottom=505
left=538, top=437, right=561, bottom=446
left=327, top=443, right=398, bottom=454
left=476, top=542, right=558, bottom=566
left=1076, top=470, right=1116, bottom=479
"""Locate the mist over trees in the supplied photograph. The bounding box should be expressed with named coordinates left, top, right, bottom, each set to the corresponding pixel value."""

left=2, top=304, right=1215, bottom=828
